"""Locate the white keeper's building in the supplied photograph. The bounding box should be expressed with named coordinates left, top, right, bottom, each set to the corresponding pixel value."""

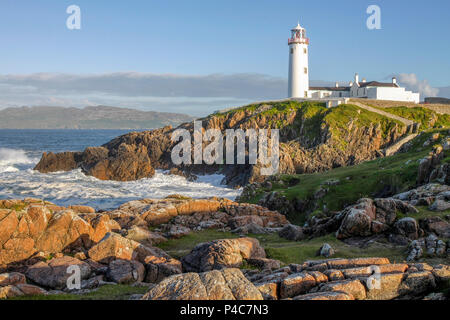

left=287, top=22, right=420, bottom=104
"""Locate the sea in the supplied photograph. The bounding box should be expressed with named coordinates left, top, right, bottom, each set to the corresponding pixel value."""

left=0, top=129, right=240, bottom=211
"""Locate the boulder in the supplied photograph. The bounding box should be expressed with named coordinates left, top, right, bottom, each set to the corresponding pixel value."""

left=336, top=199, right=375, bottom=239
left=318, top=279, right=366, bottom=300
left=279, top=272, right=316, bottom=299
left=373, top=198, right=418, bottom=225
left=0, top=272, right=26, bottom=286
left=181, top=237, right=266, bottom=272
left=254, top=281, right=278, bottom=300
left=144, top=255, right=182, bottom=283
left=323, top=269, right=345, bottom=281
left=26, top=256, right=91, bottom=290
left=399, top=271, right=436, bottom=296
left=141, top=268, right=263, bottom=300
left=36, top=210, right=94, bottom=253
left=0, top=285, right=25, bottom=299
left=246, top=258, right=281, bottom=270
left=125, top=226, right=167, bottom=246
left=278, top=224, right=306, bottom=241
left=364, top=273, right=405, bottom=300
left=317, top=243, right=335, bottom=258
left=393, top=217, right=421, bottom=240
left=431, top=264, right=450, bottom=283
left=14, top=283, right=48, bottom=296
left=419, top=216, right=450, bottom=238
left=429, top=199, right=450, bottom=211
left=106, top=259, right=145, bottom=284
left=87, top=232, right=169, bottom=264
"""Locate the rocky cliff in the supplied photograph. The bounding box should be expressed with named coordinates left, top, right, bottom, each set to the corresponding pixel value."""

left=34, top=101, right=410, bottom=186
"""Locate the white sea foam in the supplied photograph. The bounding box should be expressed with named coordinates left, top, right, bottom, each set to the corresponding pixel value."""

left=0, top=148, right=241, bottom=210
left=0, top=148, right=35, bottom=165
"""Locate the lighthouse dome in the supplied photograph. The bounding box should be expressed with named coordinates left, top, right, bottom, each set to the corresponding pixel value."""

left=292, top=23, right=303, bottom=30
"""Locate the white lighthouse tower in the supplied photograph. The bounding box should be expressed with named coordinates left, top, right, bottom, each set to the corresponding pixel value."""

left=288, top=22, right=309, bottom=98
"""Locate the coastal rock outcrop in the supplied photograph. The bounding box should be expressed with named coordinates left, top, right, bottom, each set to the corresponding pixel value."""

left=0, top=199, right=120, bottom=266
left=181, top=237, right=266, bottom=272
left=34, top=102, right=408, bottom=187
left=244, top=257, right=445, bottom=300
left=141, top=268, right=263, bottom=300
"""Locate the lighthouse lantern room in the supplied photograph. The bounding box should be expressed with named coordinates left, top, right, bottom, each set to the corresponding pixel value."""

left=288, top=22, right=310, bottom=98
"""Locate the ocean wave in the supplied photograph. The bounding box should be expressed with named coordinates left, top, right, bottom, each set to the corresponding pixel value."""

left=0, top=148, right=36, bottom=167
left=0, top=168, right=241, bottom=210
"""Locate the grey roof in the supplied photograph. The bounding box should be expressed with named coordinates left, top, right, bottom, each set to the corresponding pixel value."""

left=309, top=86, right=350, bottom=91
left=358, top=81, right=399, bottom=88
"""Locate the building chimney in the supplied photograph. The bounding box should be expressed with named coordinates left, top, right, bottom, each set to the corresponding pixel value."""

left=392, top=77, right=397, bottom=84
left=335, top=82, right=339, bottom=88
left=354, top=73, right=359, bottom=84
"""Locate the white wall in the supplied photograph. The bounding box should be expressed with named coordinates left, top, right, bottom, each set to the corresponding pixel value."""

left=288, top=43, right=309, bottom=98
left=375, top=87, right=420, bottom=103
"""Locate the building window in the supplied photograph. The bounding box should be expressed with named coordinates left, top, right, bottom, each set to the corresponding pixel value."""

left=304, top=67, right=307, bottom=74
left=290, top=48, right=294, bottom=54
left=303, top=48, right=307, bottom=54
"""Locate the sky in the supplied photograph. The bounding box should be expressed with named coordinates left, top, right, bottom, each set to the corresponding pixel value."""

left=0, top=0, right=449, bottom=116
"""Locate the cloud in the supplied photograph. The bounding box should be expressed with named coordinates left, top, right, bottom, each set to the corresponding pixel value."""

left=391, top=73, right=439, bottom=98
left=0, top=72, right=288, bottom=116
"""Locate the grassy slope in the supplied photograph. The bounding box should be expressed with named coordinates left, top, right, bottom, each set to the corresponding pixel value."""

left=241, top=129, right=450, bottom=224
left=361, top=102, right=450, bottom=130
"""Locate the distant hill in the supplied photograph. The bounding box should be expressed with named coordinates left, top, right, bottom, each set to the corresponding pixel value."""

left=425, top=97, right=450, bottom=105
left=0, top=106, right=196, bottom=129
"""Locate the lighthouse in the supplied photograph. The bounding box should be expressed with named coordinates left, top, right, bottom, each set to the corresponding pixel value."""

left=288, top=22, right=309, bottom=98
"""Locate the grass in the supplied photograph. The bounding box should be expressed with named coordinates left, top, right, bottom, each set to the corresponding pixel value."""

left=155, top=229, right=415, bottom=266
left=370, top=105, right=450, bottom=129
left=9, top=284, right=149, bottom=300
left=396, top=206, right=450, bottom=221
left=157, top=229, right=241, bottom=259
left=241, top=129, right=449, bottom=225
